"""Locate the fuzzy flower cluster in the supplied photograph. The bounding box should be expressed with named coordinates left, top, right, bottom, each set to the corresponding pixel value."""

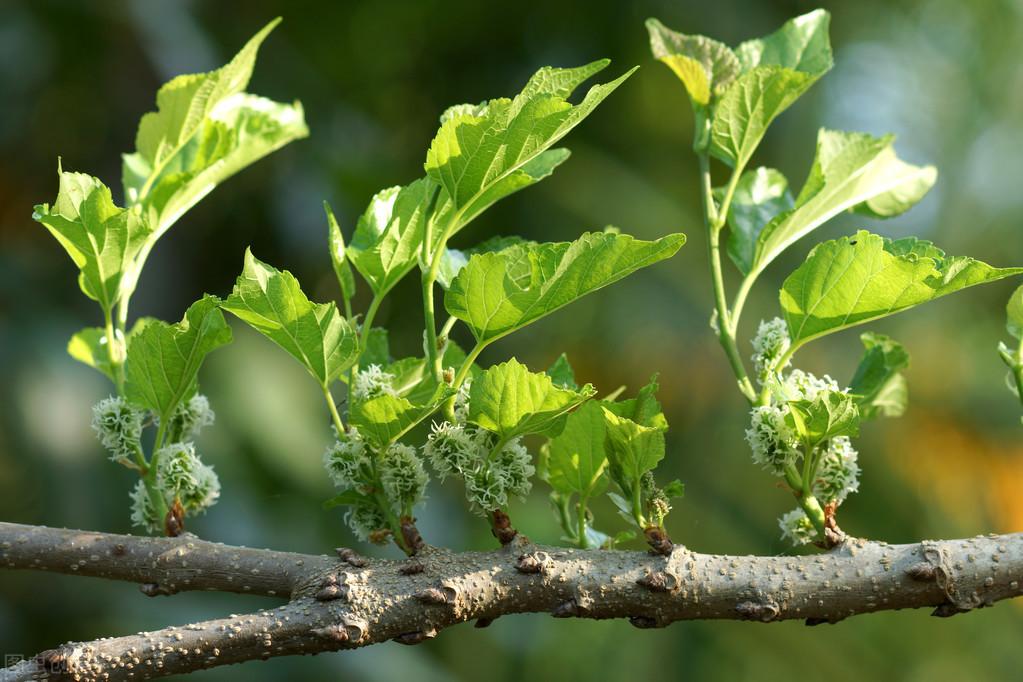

left=129, top=442, right=220, bottom=531
left=782, top=369, right=841, bottom=402
left=91, top=396, right=145, bottom=465
left=424, top=420, right=534, bottom=515
left=813, top=436, right=860, bottom=505
left=322, top=428, right=430, bottom=542
left=751, top=317, right=791, bottom=384
left=745, top=404, right=797, bottom=474
left=778, top=508, right=817, bottom=546
left=169, top=394, right=215, bottom=441
left=352, top=364, right=397, bottom=401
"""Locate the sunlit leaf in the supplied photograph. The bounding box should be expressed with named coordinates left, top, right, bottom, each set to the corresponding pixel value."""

left=848, top=332, right=909, bottom=420
left=223, top=249, right=358, bottom=387
left=324, top=201, right=356, bottom=310
left=546, top=401, right=608, bottom=497
left=446, top=231, right=685, bottom=344
left=780, top=230, right=1023, bottom=347
left=786, top=390, right=859, bottom=449
left=646, top=18, right=740, bottom=105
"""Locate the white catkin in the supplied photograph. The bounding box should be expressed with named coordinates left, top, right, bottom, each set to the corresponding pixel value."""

left=352, top=364, right=397, bottom=401
left=91, top=396, right=145, bottom=464
left=379, top=442, right=428, bottom=511
left=813, top=436, right=861, bottom=505
left=745, top=405, right=797, bottom=475
left=778, top=508, right=817, bottom=546
left=751, top=317, right=791, bottom=383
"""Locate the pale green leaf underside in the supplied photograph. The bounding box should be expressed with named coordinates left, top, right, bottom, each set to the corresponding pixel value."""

left=324, top=201, right=356, bottom=306
left=425, top=61, right=633, bottom=213
left=1007, top=284, right=1023, bottom=340
left=125, top=295, right=232, bottom=420
left=468, top=358, right=594, bottom=440
left=223, top=249, right=358, bottom=387
left=546, top=400, right=608, bottom=497
left=68, top=327, right=116, bottom=381
left=645, top=17, right=741, bottom=105
left=848, top=332, right=909, bottom=419
left=722, top=167, right=793, bottom=274
left=781, top=230, right=1023, bottom=346
left=711, top=10, right=833, bottom=169
left=749, top=129, right=936, bottom=276
left=33, top=171, right=151, bottom=314
left=445, top=231, right=686, bottom=344
left=122, top=18, right=308, bottom=239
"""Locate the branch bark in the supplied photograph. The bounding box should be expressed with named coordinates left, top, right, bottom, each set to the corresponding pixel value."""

left=3, top=521, right=1022, bottom=681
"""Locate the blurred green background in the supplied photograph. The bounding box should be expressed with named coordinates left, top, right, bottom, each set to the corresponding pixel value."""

left=3, top=0, right=1023, bottom=679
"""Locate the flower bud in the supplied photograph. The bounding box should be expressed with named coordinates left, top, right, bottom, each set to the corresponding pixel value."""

left=379, top=442, right=429, bottom=511
left=812, top=436, right=860, bottom=505
left=778, top=508, right=816, bottom=546
left=170, top=394, right=215, bottom=441
left=751, top=317, right=791, bottom=384
left=323, top=428, right=371, bottom=492
left=155, top=442, right=220, bottom=514
left=745, top=405, right=797, bottom=475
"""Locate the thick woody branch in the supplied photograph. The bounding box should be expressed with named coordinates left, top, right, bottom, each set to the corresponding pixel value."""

left=0, top=522, right=335, bottom=598
left=3, top=523, right=1023, bottom=681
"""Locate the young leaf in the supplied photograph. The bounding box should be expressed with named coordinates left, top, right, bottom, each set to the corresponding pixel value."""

left=124, top=295, right=232, bottom=421
left=602, top=376, right=668, bottom=429
left=350, top=384, right=452, bottom=449
left=1006, top=284, right=1023, bottom=340
left=747, top=130, right=936, bottom=276
left=122, top=19, right=308, bottom=238
left=348, top=179, right=435, bottom=297
left=546, top=353, right=579, bottom=390
left=33, top=171, right=151, bottom=315
left=468, top=358, right=595, bottom=441
left=780, top=231, right=1023, bottom=347
left=849, top=333, right=909, bottom=419
left=223, top=249, right=359, bottom=388
left=601, top=408, right=667, bottom=489
left=324, top=201, right=356, bottom=310
left=425, top=61, right=632, bottom=232
left=546, top=400, right=608, bottom=497
left=710, top=11, right=832, bottom=169
left=645, top=18, right=741, bottom=106
left=68, top=327, right=116, bottom=381
left=445, top=231, right=686, bottom=344
left=721, top=167, right=794, bottom=274
left=786, top=390, right=859, bottom=449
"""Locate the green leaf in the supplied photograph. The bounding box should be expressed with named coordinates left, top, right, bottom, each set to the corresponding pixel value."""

left=1007, top=285, right=1023, bottom=340
left=748, top=130, right=936, bottom=276
left=425, top=61, right=631, bottom=228
left=468, top=358, right=594, bottom=440
left=734, top=9, right=832, bottom=74
left=786, top=390, right=859, bottom=449
left=351, top=384, right=452, bottom=449
left=848, top=332, right=909, bottom=420
left=546, top=353, right=579, bottom=390
left=602, top=376, right=667, bottom=430
left=360, top=327, right=391, bottom=367
left=122, top=19, right=307, bottom=240
left=349, top=178, right=435, bottom=297
left=223, top=249, right=359, bottom=387
left=125, top=295, right=232, bottom=421
left=645, top=17, right=741, bottom=106
left=33, top=170, right=151, bottom=314
left=780, top=231, right=1023, bottom=347
left=68, top=327, right=116, bottom=381
left=324, top=201, right=356, bottom=310
left=721, top=167, right=794, bottom=274
left=710, top=11, right=832, bottom=169
left=546, top=400, right=608, bottom=497
left=445, top=231, right=685, bottom=344
left=601, top=408, right=666, bottom=489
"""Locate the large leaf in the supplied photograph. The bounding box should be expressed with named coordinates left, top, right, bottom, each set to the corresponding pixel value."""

left=780, top=231, right=1023, bottom=347
left=445, top=231, right=686, bottom=344
left=645, top=18, right=741, bottom=106
left=746, top=130, right=936, bottom=276
left=787, top=390, right=859, bottom=449
left=546, top=400, right=608, bottom=497
left=125, top=295, right=232, bottom=420
left=425, top=61, right=632, bottom=230
left=348, top=178, right=435, bottom=297
left=33, top=171, right=151, bottom=314
left=122, top=18, right=307, bottom=238
left=710, top=11, right=832, bottom=169
left=848, top=332, right=909, bottom=419
left=722, top=167, right=794, bottom=274
left=468, top=358, right=594, bottom=440
left=223, top=249, right=359, bottom=387
left=351, top=384, right=452, bottom=449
